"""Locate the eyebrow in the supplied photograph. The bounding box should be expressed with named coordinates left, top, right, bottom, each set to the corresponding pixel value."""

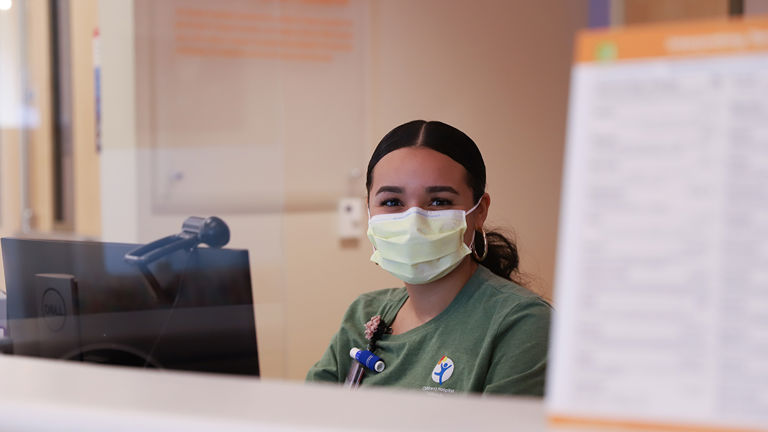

left=425, top=186, right=459, bottom=195
left=374, top=185, right=460, bottom=196
left=375, top=186, right=403, bottom=196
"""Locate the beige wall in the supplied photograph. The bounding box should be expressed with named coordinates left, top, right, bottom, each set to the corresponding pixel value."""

left=0, top=128, right=20, bottom=294
left=0, top=0, right=55, bottom=292
left=622, top=0, right=728, bottom=25
left=0, top=0, right=101, bottom=294
left=0, top=2, right=23, bottom=255
left=70, top=0, right=101, bottom=238
left=746, top=0, right=768, bottom=15
left=369, top=1, right=588, bottom=299
left=26, top=0, right=55, bottom=234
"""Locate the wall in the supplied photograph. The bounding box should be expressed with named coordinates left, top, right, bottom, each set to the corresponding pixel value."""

left=0, top=2, right=22, bottom=293
left=369, top=1, right=588, bottom=297
left=746, top=0, right=768, bottom=14
left=70, top=0, right=101, bottom=238
left=622, top=0, right=728, bottom=25
left=614, top=0, right=768, bottom=25
left=0, top=0, right=101, bottom=294
left=0, top=0, right=55, bottom=292
left=25, top=0, right=55, bottom=234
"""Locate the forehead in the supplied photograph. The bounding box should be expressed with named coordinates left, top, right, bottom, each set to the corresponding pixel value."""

left=370, top=147, right=468, bottom=189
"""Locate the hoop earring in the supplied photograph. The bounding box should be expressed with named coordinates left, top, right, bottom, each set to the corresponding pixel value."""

left=473, top=229, right=488, bottom=262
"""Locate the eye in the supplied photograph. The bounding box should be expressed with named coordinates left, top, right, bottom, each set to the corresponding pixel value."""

left=429, top=198, right=453, bottom=207
left=380, top=198, right=403, bottom=207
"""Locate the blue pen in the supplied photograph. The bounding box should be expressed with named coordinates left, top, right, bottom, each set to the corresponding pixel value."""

left=350, top=347, right=385, bottom=373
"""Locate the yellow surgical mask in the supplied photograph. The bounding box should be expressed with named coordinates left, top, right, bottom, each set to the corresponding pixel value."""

left=366, top=201, right=481, bottom=284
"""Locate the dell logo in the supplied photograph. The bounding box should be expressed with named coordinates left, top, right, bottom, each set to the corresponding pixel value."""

left=41, top=288, right=67, bottom=331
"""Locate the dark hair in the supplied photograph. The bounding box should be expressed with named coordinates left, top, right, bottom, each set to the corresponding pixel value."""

left=365, top=120, right=523, bottom=285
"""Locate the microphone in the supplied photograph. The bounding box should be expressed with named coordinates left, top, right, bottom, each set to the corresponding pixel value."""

left=124, top=217, right=230, bottom=303
left=124, top=216, right=230, bottom=266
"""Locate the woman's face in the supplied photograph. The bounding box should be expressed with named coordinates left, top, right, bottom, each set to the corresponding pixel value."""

left=368, top=147, right=489, bottom=242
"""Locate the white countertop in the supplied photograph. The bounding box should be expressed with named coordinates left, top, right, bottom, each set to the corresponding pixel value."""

left=0, top=354, right=550, bottom=431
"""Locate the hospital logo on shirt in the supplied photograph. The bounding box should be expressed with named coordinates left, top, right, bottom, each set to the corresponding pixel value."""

left=431, top=355, right=454, bottom=385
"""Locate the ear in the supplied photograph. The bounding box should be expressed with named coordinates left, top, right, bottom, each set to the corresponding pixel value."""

left=474, top=193, right=490, bottom=230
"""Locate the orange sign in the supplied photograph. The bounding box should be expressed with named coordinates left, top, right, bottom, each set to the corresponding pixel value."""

left=576, top=16, right=768, bottom=63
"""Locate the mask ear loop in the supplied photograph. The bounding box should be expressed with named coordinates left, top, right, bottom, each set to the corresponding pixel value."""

left=366, top=206, right=377, bottom=253
left=465, top=199, right=482, bottom=216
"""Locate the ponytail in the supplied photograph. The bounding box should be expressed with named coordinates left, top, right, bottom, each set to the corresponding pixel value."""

left=472, top=229, right=525, bottom=286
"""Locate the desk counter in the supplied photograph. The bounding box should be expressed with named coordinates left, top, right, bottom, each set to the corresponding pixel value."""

left=0, top=354, right=550, bottom=431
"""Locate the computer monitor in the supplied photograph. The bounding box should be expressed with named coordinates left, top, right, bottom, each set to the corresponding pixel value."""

left=0, top=237, right=259, bottom=376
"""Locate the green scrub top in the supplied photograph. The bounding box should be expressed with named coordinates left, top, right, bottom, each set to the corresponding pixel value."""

left=306, top=265, right=552, bottom=395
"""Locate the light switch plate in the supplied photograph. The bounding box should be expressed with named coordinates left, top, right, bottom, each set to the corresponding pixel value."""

left=338, top=197, right=365, bottom=240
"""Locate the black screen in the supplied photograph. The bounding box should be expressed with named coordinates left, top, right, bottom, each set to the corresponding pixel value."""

left=1, top=237, right=259, bottom=376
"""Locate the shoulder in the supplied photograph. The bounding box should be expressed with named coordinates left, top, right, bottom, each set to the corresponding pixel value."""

left=471, top=268, right=550, bottom=368
left=470, top=266, right=552, bottom=326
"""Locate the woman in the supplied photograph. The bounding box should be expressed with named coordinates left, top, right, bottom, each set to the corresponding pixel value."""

left=306, top=120, right=551, bottom=395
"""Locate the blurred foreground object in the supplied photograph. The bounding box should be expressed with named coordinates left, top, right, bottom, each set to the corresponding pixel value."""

left=549, top=16, right=768, bottom=431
